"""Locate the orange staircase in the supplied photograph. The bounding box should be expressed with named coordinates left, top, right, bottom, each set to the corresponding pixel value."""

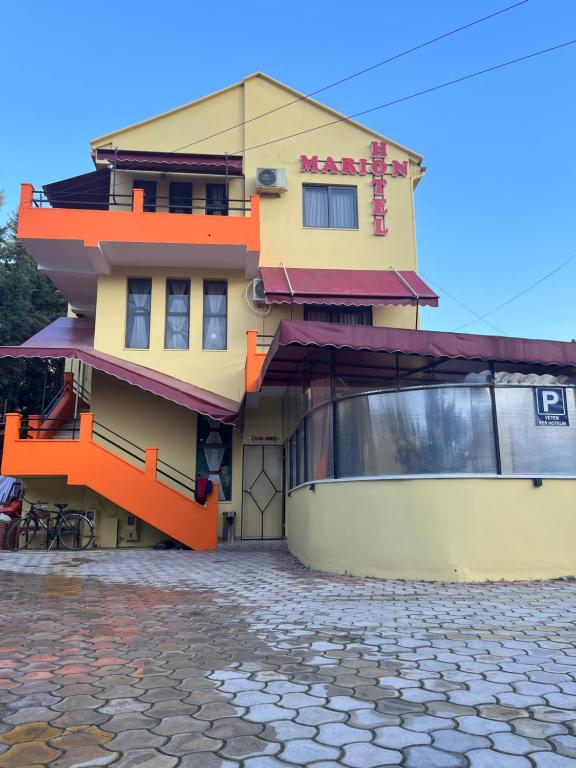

left=29, top=373, right=89, bottom=439
left=1, top=412, right=218, bottom=550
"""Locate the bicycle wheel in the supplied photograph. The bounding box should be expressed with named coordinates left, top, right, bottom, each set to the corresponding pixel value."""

left=56, top=512, right=95, bottom=551
left=5, top=517, right=39, bottom=551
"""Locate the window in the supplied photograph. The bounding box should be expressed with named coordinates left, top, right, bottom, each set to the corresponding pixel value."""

left=303, top=184, right=358, bottom=229
left=206, top=184, right=228, bottom=216
left=125, top=278, right=152, bottom=348
left=304, top=305, right=372, bottom=326
left=196, top=416, right=233, bottom=501
left=203, top=281, right=227, bottom=350
left=165, top=279, right=190, bottom=349
left=132, top=180, right=157, bottom=212
left=169, top=182, right=193, bottom=214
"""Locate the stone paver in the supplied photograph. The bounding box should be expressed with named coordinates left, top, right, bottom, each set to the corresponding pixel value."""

left=2, top=543, right=576, bottom=766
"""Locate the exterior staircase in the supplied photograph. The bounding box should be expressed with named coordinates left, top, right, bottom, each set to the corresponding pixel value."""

left=1, top=412, right=218, bottom=550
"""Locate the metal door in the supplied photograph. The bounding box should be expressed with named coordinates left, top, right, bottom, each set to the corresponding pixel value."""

left=241, top=445, right=284, bottom=539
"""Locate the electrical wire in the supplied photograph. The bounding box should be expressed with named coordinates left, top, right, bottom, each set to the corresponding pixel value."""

left=233, top=39, right=576, bottom=154
left=169, top=0, right=529, bottom=153
left=454, top=252, right=576, bottom=331
left=419, top=272, right=508, bottom=335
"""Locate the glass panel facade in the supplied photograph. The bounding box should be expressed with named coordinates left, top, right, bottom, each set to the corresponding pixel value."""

left=496, top=387, right=576, bottom=475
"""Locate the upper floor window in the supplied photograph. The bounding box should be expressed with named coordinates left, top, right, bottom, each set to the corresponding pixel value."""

left=304, top=305, right=372, bottom=326
left=303, top=184, right=358, bottom=229
left=133, top=180, right=157, bottom=213
left=203, top=281, right=227, bottom=350
left=206, top=184, right=228, bottom=216
left=126, top=278, right=152, bottom=348
left=169, top=182, right=193, bottom=214
left=165, top=279, right=190, bottom=349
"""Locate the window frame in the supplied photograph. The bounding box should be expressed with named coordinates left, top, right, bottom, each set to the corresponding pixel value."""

left=125, top=277, right=152, bottom=349
left=302, top=183, right=359, bottom=229
left=169, top=181, right=193, bottom=214
left=202, top=280, right=228, bottom=351
left=132, top=180, right=157, bottom=213
left=303, top=305, right=373, bottom=326
left=196, top=415, right=233, bottom=501
left=205, top=183, right=228, bottom=216
left=164, top=278, right=191, bottom=350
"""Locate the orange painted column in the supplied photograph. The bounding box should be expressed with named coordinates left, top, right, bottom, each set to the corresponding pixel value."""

left=132, top=187, right=144, bottom=213
left=245, top=330, right=267, bottom=393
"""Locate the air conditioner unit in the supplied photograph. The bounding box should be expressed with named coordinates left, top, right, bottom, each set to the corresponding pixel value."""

left=256, top=168, right=287, bottom=194
left=252, top=278, right=266, bottom=304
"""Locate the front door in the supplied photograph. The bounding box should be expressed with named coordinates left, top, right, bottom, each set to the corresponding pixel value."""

left=241, top=445, right=284, bottom=539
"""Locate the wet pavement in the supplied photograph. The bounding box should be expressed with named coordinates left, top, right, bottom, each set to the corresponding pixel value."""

left=1, top=543, right=576, bottom=767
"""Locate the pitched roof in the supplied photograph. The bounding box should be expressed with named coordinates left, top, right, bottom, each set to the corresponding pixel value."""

left=90, top=72, right=422, bottom=161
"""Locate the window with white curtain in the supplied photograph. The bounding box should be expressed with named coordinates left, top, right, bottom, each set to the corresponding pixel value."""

left=303, top=184, right=358, bottom=229
left=165, top=279, right=190, bottom=349
left=203, top=281, right=227, bottom=350
left=125, top=278, right=152, bottom=349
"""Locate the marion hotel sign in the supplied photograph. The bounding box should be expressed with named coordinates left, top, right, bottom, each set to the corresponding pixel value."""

left=299, top=141, right=408, bottom=236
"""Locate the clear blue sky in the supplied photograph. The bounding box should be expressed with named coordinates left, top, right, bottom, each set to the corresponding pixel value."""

left=2, top=0, right=575, bottom=340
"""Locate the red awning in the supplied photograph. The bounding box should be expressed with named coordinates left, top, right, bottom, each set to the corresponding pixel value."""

left=0, top=320, right=239, bottom=424
left=259, top=267, right=438, bottom=307
left=259, top=320, right=576, bottom=388
left=94, top=149, right=244, bottom=176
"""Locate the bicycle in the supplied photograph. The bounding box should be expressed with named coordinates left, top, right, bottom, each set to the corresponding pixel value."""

left=5, top=500, right=95, bottom=552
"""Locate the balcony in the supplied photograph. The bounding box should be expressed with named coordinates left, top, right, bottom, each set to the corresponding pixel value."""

left=17, top=184, right=260, bottom=314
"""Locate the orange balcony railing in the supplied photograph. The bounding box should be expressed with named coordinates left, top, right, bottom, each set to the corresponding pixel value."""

left=18, top=184, right=260, bottom=253
left=245, top=330, right=271, bottom=393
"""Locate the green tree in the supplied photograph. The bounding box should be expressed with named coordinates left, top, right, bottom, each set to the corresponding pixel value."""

left=0, top=215, right=67, bottom=415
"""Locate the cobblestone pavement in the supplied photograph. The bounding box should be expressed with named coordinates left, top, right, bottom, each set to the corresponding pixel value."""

left=1, top=544, right=576, bottom=767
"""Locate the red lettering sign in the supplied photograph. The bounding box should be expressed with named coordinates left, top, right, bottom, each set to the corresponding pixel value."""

left=372, top=178, right=387, bottom=195
left=372, top=198, right=388, bottom=215
left=371, top=159, right=388, bottom=176
left=300, top=155, right=319, bottom=173
left=391, top=160, right=408, bottom=177
left=340, top=158, right=357, bottom=175
left=371, top=141, right=388, bottom=158
left=320, top=156, right=339, bottom=174
left=374, top=217, right=389, bottom=236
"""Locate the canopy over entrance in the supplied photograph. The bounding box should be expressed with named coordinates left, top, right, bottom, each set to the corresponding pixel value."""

left=259, top=320, right=576, bottom=390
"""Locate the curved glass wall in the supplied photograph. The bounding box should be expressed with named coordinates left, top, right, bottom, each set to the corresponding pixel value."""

left=287, top=384, right=576, bottom=490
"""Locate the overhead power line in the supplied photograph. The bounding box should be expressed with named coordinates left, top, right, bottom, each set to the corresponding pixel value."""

left=170, top=0, right=529, bottom=154
left=419, top=272, right=508, bottom=335
left=234, top=39, right=576, bottom=154
left=454, top=252, right=576, bottom=331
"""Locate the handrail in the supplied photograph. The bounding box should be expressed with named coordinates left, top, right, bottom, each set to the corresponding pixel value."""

left=41, top=383, right=67, bottom=420
left=91, top=419, right=196, bottom=491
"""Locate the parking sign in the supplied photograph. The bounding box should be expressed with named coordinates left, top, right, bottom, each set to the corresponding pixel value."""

left=534, top=387, right=569, bottom=427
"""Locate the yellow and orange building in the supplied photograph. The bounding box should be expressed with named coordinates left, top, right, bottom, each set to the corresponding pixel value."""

left=2, top=72, right=576, bottom=580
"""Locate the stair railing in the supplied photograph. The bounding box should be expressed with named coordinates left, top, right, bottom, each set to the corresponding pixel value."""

left=92, top=420, right=196, bottom=495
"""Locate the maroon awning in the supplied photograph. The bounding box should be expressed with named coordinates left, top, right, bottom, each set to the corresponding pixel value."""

left=94, top=149, right=243, bottom=176
left=259, top=267, right=438, bottom=307
left=43, top=169, right=111, bottom=210
left=0, top=320, right=239, bottom=424
left=259, top=320, right=576, bottom=388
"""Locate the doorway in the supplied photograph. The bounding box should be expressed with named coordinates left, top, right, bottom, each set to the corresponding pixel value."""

left=241, top=445, right=284, bottom=539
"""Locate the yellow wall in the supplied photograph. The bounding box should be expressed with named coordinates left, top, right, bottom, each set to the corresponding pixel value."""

left=20, top=477, right=171, bottom=548
left=91, top=73, right=423, bottom=335
left=287, top=478, right=576, bottom=582
left=93, top=267, right=291, bottom=401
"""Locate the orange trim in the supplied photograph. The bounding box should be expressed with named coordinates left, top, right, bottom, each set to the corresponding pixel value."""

left=1, top=413, right=218, bottom=550
left=18, top=184, right=260, bottom=254
left=245, top=330, right=267, bottom=393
